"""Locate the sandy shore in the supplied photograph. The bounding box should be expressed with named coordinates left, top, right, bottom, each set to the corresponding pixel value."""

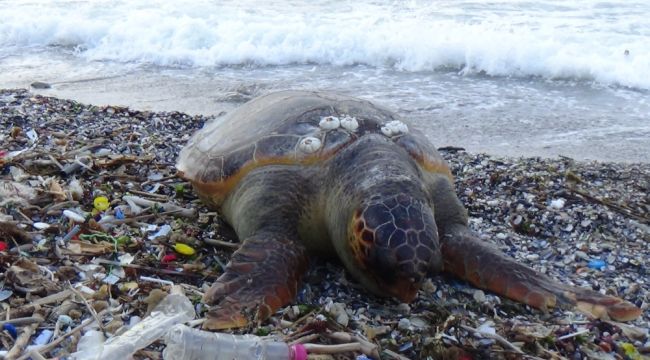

left=1, top=88, right=649, bottom=359
left=5, top=71, right=649, bottom=164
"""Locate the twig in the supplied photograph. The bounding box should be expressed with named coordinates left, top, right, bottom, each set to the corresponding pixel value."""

left=92, top=258, right=215, bottom=278
left=69, top=284, right=104, bottom=332
left=288, top=333, right=319, bottom=346
left=460, top=324, right=524, bottom=354
left=382, top=348, right=411, bottom=360
left=203, top=237, right=240, bottom=250
left=6, top=318, right=42, bottom=359
left=140, top=275, right=174, bottom=286
left=25, top=351, right=47, bottom=360
left=328, top=332, right=380, bottom=358
left=128, top=189, right=170, bottom=201
left=15, top=209, right=33, bottom=224
left=0, top=316, right=43, bottom=327
left=47, top=154, right=65, bottom=171
left=122, top=195, right=196, bottom=218
left=568, top=187, right=649, bottom=224
left=99, top=209, right=184, bottom=225
left=557, top=328, right=590, bottom=341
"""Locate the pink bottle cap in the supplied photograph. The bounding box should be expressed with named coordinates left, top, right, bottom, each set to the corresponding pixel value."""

left=290, top=343, right=307, bottom=360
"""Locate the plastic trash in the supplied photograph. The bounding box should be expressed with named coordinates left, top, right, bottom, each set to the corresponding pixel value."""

left=163, top=324, right=307, bottom=360
left=93, top=196, right=110, bottom=211
left=173, top=243, right=195, bottom=256
left=63, top=210, right=86, bottom=223
left=588, top=259, right=606, bottom=270
left=33, top=329, right=54, bottom=345
left=3, top=323, right=17, bottom=339
left=71, top=287, right=195, bottom=360
left=148, top=224, right=172, bottom=240
left=73, top=330, right=105, bottom=359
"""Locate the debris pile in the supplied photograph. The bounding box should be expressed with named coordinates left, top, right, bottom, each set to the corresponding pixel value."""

left=1, top=89, right=648, bottom=359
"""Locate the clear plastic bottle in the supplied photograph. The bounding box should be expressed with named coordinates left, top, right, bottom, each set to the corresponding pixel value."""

left=163, top=324, right=306, bottom=360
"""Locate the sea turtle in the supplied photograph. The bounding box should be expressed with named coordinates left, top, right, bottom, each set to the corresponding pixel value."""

left=177, top=91, right=641, bottom=330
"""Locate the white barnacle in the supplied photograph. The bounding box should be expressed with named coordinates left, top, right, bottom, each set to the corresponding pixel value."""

left=319, top=116, right=340, bottom=130
left=381, top=120, right=409, bottom=137
left=299, top=136, right=322, bottom=153
left=340, top=115, right=359, bottom=131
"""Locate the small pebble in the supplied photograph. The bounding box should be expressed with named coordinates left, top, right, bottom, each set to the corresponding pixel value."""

left=398, top=318, right=411, bottom=330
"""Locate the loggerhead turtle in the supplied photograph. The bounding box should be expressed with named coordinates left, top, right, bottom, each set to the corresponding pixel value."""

left=176, top=91, right=641, bottom=330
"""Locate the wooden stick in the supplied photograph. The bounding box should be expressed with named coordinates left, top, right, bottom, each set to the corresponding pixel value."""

left=0, top=316, right=43, bottom=327
left=328, top=332, right=380, bottom=358
left=460, top=324, right=524, bottom=354
left=92, top=258, right=211, bottom=278
left=25, top=350, right=47, bottom=360
left=203, top=237, right=240, bottom=250
left=6, top=320, right=41, bottom=359
left=68, top=284, right=104, bottom=331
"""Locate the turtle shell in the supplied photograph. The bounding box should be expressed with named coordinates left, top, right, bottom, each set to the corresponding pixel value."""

left=177, top=91, right=449, bottom=203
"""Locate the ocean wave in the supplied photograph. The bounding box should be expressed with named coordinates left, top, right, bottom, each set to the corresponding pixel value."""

left=1, top=0, right=649, bottom=89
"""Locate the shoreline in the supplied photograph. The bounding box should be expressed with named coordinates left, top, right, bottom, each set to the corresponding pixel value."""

left=4, top=69, right=648, bottom=163
left=1, top=88, right=648, bottom=358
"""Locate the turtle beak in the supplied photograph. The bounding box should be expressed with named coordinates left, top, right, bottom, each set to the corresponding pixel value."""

left=387, top=277, right=421, bottom=303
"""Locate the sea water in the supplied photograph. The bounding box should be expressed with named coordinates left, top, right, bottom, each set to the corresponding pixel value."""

left=1, top=0, right=649, bottom=162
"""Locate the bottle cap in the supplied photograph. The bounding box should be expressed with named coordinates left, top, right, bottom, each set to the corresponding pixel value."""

left=290, top=343, right=307, bottom=360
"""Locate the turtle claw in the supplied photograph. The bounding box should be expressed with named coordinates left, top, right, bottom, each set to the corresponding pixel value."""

left=201, top=232, right=308, bottom=330
left=203, top=307, right=249, bottom=330
left=573, top=291, right=642, bottom=322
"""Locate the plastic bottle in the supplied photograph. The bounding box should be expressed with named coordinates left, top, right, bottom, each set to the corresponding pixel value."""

left=163, top=324, right=307, bottom=360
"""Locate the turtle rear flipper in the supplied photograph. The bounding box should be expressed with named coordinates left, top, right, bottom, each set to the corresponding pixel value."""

left=203, top=232, right=308, bottom=330
left=440, top=225, right=641, bottom=322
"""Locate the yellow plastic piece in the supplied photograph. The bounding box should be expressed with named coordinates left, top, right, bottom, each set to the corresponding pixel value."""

left=620, top=343, right=641, bottom=360
left=173, top=243, right=196, bottom=256
left=93, top=196, right=110, bottom=211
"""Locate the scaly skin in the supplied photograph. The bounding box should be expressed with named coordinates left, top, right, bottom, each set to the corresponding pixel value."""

left=194, top=94, right=642, bottom=330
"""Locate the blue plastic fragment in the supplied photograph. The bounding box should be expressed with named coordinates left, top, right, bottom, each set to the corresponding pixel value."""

left=356, top=355, right=373, bottom=360
left=588, top=259, right=606, bottom=270
left=115, top=208, right=125, bottom=220
left=33, top=329, right=54, bottom=345
left=3, top=323, right=17, bottom=338
left=398, top=341, right=413, bottom=352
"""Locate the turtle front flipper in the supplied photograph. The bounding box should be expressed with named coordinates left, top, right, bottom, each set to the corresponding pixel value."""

left=440, top=224, right=642, bottom=322
left=201, top=166, right=313, bottom=330
left=203, top=232, right=308, bottom=330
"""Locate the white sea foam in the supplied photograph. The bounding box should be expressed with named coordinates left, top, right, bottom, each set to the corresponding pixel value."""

left=1, top=0, right=649, bottom=89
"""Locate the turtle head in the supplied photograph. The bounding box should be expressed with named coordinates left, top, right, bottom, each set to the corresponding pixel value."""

left=348, top=193, right=442, bottom=302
